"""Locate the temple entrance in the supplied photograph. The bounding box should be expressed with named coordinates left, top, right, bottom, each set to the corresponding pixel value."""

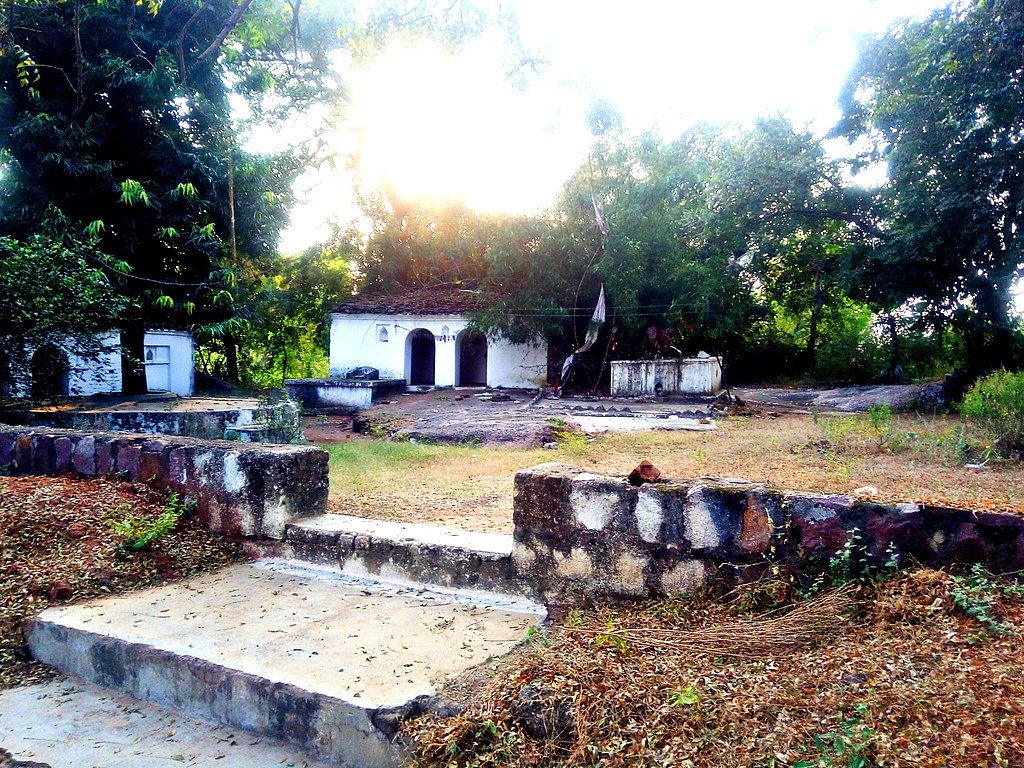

left=407, top=328, right=436, bottom=385
left=456, top=329, right=488, bottom=387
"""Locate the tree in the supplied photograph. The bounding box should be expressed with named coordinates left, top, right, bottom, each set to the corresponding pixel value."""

left=702, top=117, right=882, bottom=374
left=0, top=0, right=296, bottom=392
left=836, top=0, right=1024, bottom=372
left=0, top=223, right=127, bottom=397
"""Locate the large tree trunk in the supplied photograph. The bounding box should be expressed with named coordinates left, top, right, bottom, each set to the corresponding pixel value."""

left=224, top=331, right=240, bottom=384
left=120, top=324, right=148, bottom=394
left=970, top=277, right=1016, bottom=373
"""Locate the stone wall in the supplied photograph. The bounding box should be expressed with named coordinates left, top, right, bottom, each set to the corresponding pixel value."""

left=513, top=463, right=1024, bottom=604
left=0, top=426, right=328, bottom=540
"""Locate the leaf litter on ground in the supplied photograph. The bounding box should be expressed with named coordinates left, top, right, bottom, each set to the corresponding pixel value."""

left=406, top=569, right=1024, bottom=767
left=0, top=474, right=249, bottom=689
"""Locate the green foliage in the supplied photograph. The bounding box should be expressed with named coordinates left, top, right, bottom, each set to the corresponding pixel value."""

left=110, top=492, right=193, bottom=553
left=950, top=564, right=1024, bottom=642
left=0, top=228, right=127, bottom=395
left=960, top=370, right=1024, bottom=450
left=794, top=704, right=875, bottom=768
left=799, top=530, right=901, bottom=597
left=866, top=405, right=893, bottom=450
left=837, top=0, right=1024, bottom=371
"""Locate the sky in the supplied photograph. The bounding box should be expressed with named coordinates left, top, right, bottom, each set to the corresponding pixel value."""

left=277, top=0, right=950, bottom=252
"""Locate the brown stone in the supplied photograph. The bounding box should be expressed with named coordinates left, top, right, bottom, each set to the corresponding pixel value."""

left=627, top=460, right=662, bottom=486
left=47, top=579, right=73, bottom=601
left=739, top=494, right=774, bottom=553
left=66, top=522, right=88, bottom=539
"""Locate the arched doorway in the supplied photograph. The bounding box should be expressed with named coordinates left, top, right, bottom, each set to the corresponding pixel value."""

left=30, top=343, right=70, bottom=401
left=456, top=329, right=488, bottom=387
left=407, top=328, right=436, bottom=385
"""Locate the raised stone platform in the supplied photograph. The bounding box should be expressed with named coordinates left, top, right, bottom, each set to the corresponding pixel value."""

left=0, top=677, right=337, bottom=768
left=14, top=395, right=303, bottom=443
left=286, top=378, right=406, bottom=410
left=24, top=559, right=544, bottom=767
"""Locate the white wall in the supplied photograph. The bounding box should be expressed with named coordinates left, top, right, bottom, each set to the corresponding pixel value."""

left=63, top=330, right=194, bottom=397
left=329, top=313, right=548, bottom=389
left=143, top=330, right=194, bottom=396
left=68, top=332, right=121, bottom=396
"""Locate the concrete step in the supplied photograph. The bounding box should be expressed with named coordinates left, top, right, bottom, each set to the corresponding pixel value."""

left=0, top=676, right=338, bottom=768
left=280, top=514, right=519, bottom=594
left=24, top=559, right=544, bottom=767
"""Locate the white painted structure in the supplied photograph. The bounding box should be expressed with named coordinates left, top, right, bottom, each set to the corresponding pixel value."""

left=329, top=313, right=548, bottom=389
left=610, top=356, right=722, bottom=396
left=32, top=330, right=195, bottom=397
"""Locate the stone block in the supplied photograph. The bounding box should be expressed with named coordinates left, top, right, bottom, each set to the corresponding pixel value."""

left=33, top=434, right=56, bottom=475
left=54, top=437, right=73, bottom=474
left=116, top=443, right=141, bottom=477
left=739, top=490, right=779, bottom=554
left=94, top=437, right=114, bottom=476
left=137, top=440, right=170, bottom=485
left=788, top=493, right=855, bottom=556
left=659, top=560, right=708, bottom=596
left=15, top=434, right=34, bottom=472
left=634, top=485, right=666, bottom=543
left=513, top=463, right=582, bottom=542
left=0, top=431, right=13, bottom=468
left=681, top=483, right=746, bottom=554
left=72, top=435, right=96, bottom=476
left=569, top=474, right=628, bottom=532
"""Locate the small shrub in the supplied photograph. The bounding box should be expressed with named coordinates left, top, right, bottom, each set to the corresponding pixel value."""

left=111, top=491, right=194, bottom=552
left=866, top=404, right=893, bottom=450
left=960, top=369, right=1024, bottom=452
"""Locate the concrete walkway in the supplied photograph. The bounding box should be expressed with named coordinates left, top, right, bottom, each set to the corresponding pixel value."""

left=0, top=677, right=335, bottom=768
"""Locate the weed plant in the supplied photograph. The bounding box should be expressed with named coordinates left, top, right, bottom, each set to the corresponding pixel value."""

left=110, top=491, right=194, bottom=552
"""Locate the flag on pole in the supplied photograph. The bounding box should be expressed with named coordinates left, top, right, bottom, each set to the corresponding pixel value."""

left=560, top=284, right=606, bottom=386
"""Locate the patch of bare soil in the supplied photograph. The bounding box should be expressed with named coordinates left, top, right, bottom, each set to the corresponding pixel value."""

left=406, top=569, right=1024, bottom=767
left=0, top=475, right=249, bottom=689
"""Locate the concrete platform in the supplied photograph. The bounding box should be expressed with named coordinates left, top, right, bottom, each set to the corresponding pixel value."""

left=281, top=515, right=517, bottom=593
left=0, top=677, right=336, bottom=768
left=24, top=560, right=544, bottom=767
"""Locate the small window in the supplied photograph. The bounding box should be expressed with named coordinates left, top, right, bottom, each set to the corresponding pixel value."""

left=377, top=325, right=389, bottom=343
left=144, top=345, right=169, bottom=363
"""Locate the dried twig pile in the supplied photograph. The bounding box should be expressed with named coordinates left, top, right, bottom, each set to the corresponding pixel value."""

left=565, top=584, right=856, bottom=659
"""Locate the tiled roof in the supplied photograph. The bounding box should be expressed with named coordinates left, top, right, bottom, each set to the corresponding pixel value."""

left=331, top=286, right=484, bottom=316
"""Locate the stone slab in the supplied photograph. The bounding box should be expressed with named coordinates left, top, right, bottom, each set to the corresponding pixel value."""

left=25, top=560, right=544, bottom=766
left=571, top=415, right=717, bottom=433
left=298, top=514, right=512, bottom=553
left=283, top=515, right=518, bottom=593
left=0, top=677, right=335, bottom=768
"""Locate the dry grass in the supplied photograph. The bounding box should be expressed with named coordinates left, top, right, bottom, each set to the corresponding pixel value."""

left=323, top=412, right=1024, bottom=533
left=406, top=569, right=1024, bottom=767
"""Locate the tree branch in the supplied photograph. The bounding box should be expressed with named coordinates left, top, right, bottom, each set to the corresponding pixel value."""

left=761, top=208, right=889, bottom=241
left=177, top=0, right=215, bottom=82
left=196, top=0, right=254, bottom=62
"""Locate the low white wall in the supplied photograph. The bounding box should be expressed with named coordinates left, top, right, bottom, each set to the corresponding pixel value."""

left=68, top=332, right=121, bottom=396
left=329, top=313, right=548, bottom=389
left=144, top=330, right=194, bottom=396
left=63, top=330, right=194, bottom=397
left=610, top=357, right=722, bottom=396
